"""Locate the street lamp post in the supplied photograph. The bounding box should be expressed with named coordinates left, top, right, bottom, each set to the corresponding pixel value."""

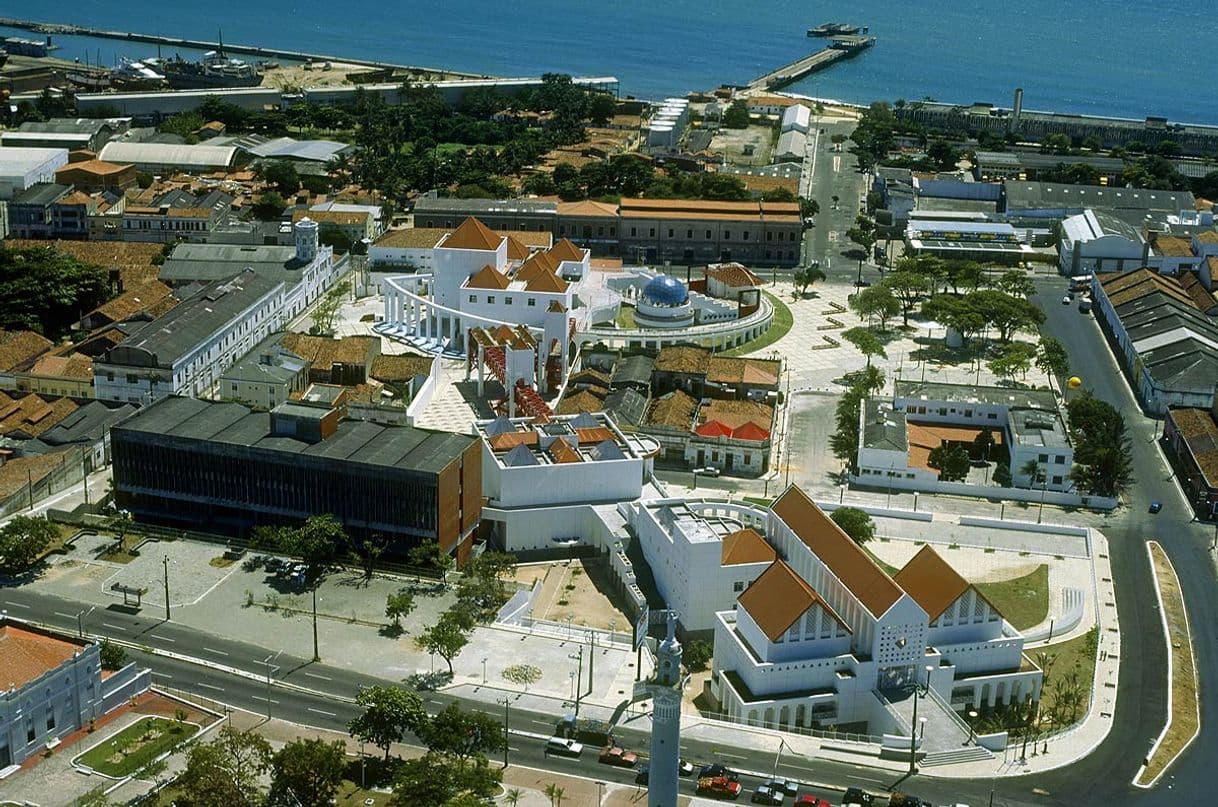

left=76, top=606, right=95, bottom=638
left=482, top=657, right=488, bottom=685
left=162, top=555, right=171, bottom=622
left=596, top=781, right=606, bottom=807
left=311, top=584, right=320, bottom=663
left=262, top=652, right=281, bottom=721
left=967, top=710, right=979, bottom=744
left=497, top=696, right=511, bottom=769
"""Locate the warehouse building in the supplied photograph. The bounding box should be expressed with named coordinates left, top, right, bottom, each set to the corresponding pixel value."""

left=0, top=146, right=69, bottom=200
left=97, top=141, right=240, bottom=173
left=111, top=395, right=482, bottom=560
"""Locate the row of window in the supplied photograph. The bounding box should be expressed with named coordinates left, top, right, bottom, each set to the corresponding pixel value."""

left=627, top=227, right=795, bottom=241
left=467, top=295, right=541, bottom=306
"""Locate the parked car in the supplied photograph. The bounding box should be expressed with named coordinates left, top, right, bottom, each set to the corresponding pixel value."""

left=752, top=785, right=784, bottom=805
left=1149, top=501, right=1163, bottom=514
left=697, top=776, right=743, bottom=799
left=841, top=787, right=875, bottom=806
left=635, top=765, right=650, bottom=785
left=887, top=793, right=928, bottom=807
left=700, top=764, right=739, bottom=781
left=545, top=737, right=583, bottom=758
left=765, top=779, right=798, bottom=796
left=678, top=758, right=696, bottom=776
left=599, top=746, right=639, bottom=767
left=792, top=797, right=828, bottom=806
left=1061, top=294, right=1071, bottom=304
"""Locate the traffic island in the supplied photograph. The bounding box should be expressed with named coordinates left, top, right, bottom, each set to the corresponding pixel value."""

left=1134, top=541, right=1199, bottom=788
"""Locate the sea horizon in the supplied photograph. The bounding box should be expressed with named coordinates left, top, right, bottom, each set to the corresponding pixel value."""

left=4, top=2, right=1216, bottom=127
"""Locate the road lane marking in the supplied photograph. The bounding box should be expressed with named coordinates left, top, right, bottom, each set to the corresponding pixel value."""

left=54, top=611, right=76, bottom=618
left=155, top=635, right=175, bottom=643
left=198, top=683, right=225, bottom=692
left=4, top=601, right=31, bottom=609
left=102, top=622, right=124, bottom=630
left=718, top=753, right=746, bottom=760
left=152, top=672, right=173, bottom=680
left=303, top=672, right=332, bottom=681
left=251, top=695, right=280, bottom=704
left=202, top=647, right=229, bottom=657
left=307, top=707, right=337, bottom=717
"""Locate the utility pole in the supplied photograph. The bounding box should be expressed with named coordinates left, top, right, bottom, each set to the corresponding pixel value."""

left=162, top=555, right=171, bottom=621
left=587, top=631, right=595, bottom=696
left=568, top=646, right=584, bottom=716
left=311, top=585, right=320, bottom=662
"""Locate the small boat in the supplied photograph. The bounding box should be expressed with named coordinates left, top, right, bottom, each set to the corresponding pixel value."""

left=808, top=22, right=861, bottom=37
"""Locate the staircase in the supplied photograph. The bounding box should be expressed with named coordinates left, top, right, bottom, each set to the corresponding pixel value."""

left=918, top=746, right=994, bottom=767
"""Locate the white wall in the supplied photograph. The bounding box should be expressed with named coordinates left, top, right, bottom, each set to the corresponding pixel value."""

left=433, top=242, right=506, bottom=310
left=0, top=147, right=69, bottom=200
left=483, top=443, right=644, bottom=508
left=460, top=286, right=573, bottom=329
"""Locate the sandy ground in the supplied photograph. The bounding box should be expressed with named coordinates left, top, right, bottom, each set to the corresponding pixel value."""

left=515, top=558, right=633, bottom=633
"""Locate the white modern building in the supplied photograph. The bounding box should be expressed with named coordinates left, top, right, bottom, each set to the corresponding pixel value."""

left=0, top=146, right=69, bottom=200
left=774, top=130, right=805, bottom=163
left=708, top=487, right=1041, bottom=732
left=645, top=98, right=690, bottom=154
left=0, top=617, right=150, bottom=768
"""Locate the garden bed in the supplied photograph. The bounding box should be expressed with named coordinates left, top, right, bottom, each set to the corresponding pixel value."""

left=75, top=716, right=195, bottom=778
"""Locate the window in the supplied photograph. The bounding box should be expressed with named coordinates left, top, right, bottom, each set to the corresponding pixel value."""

left=630, top=227, right=637, bottom=237
left=649, top=228, right=655, bottom=237
left=744, top=452, right=752, bottom=465
left=705, top=230, right=712, bottom=239
left=938, top=407, right=947, bottom=416
left=767, top=231, right=773, bottom=241
left=686, top=229, right=693, bottom=238
left=743, top=231, right=749, bottom=240
left=46, top=707, right=55, bottom=732
left=487, top=296, right=495, bottom=304
left=1054, top=455, right=1066, bottom=464
left=668, top=229, right=674, bottom=238
left=127, top=374, right=138, bottom=384
left=527, top=298, right=536, bottom=307
left=1052, top=475, right=1063, bottom=485
left=724, top=231, right=731, bottom=240
left=504, top=297, right=512, bottom=305
left=733, top=581, right=744, bottom=592
left=964, top=409, right=973, bottom=418
left=1038, top=453, right=1048, bottom=463
left=26, top=718, right=35, bottom=743
left=988, top=413, right=998, bottom=420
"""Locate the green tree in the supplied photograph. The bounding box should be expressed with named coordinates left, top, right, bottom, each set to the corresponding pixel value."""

left=318, top=224, right=354, bottom=254
left=252, top=191, right=287, bottom=221
left=993, top=463, right=1013, bottom=487
left=262, top=160, right=301, bottom=194
left=409, top=542, right=456, bottom=577
left=921, top=294, right=986, bottom=344
left=927, top=139, right=959, bottom=169
left=829, top=507, right=875, bottom=545
left=842, top=326, right=887, bottom=368
left=995, top=269, right=1035, bottom=299
left=973, top=428, right=996, bottom=463
left=416, top=609, right=472, bottom=675
left=99, top=638, right=127, bottom=671
left=683, top=639, right=713, bottom=672
left=420, top=702, right=506, bottom=761
left=391, top=752, right=502, bottom=807
left=849, top=284, right=899, bottom=330
left=588, top=93, right=617, bottom=125
left=1036, top=335, right=1070, bottom=387
left=385, top=589, right=417, bottom=630
left=521, top=172, right=557, bottom=196
left=348, top=685, right=426, bottom=760
left=269, top=737, right=347, bottom=807
left=722, top=100, right=750, bottom=129
left=987, top=342, right=1037, bottom=381
left=543, top=783, right=567, bottom=807
left=967, top=289, right=1044, bottom=342
left=0, top=245, right=110, bottom=339
left=455, top=551, right=516, bottom=618
left=1065, top=392, right=1135, bottom=498
left=798, top=195, right=820, bottom=220
left=0, top=515, right=57, bottom=574
left=847, top=214, right=878, bottom=281
left=1040, top=133, right=1073, bottom=155
left=501, top=664, right=543, bottom=691
left=1194, top=170, right=1218, bottom=201
left=174, top=726, right=272, bottom=807
left=311, top=279, right=352, bottom=335
left=883, top=270, right=931, bottom=326
left=928, top=444, right=971, bottom=482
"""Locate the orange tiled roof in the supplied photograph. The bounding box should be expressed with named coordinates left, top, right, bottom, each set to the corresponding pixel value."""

left=895, top=545, right=998, bottom=622
left=0, top=331, right=53, bottom=373
left=524, top=269, right=568, bottom=293
left=705, top=262, right=765, bottom=288
left=557, top=389, right=606, bottom=416
left=721, top=528, right=776, bottom=566
left=737, top=559, right=849, bottom=641
left=466, top=264, right=511, bottom=290
left=547, top=238, right=585, bottom=263
left=441, top=217, right=503, bottom=251
left=770, top=486, right=903, bottom=617
left=0, top=622, right=85, bottom=690
left=504, top=234, right=532, bottom=261
left=548, top=438, right=583, bottom=464
left=1154, top=235, right=1195, bottom=258
left=489, top=430, right=539, bottom=452
left=84, top=279, right=174, bottom=326
left=646, top=389, right=697, bottom=430
left=28, top=352, right=92, bottom=380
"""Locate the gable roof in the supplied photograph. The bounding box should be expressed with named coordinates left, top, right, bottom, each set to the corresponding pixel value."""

left=705, top=262, right=765, bottom=288
left=0, top=622, right=86, bottom=690
left=441, top=217, right=503, bottom=251
left=770, top=487, right=904, bottom=617
left=548, top=238, right=585, bottom=262
left=504, top=234, right=532, bottom=261
left=0, top=330, right=54, bottom=372
left=737, top=560, right=849, bottom=641
left=721, top=528, right=777, bottom=566
left=466, top=264, right=511, bottom=290
left=894, top=545, right=997, bottom=622
left=524, top=268, right=569, bottom=293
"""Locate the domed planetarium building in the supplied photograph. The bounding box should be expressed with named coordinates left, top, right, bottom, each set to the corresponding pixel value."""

left=635, top=274, right=694, bottom=328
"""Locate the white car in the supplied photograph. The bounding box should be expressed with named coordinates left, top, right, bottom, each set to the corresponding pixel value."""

left=1061, top=295, right=1071, bottom=304
left=545, top=737, right=583, bottom=758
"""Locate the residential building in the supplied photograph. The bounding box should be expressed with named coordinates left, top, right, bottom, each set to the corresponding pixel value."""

left=650, top=345, right=780, bottom=401
left=11, top=353, right=95, bottom=398
left=1091, top=268, right=1218, bottom=414
left=642, top=389, right=774, bottom=476
left=111, top=395, right=483, bottom=561
left=0, top=331, right=55, bottom=386
left=0, top=146, right=69, bottom=200
left=93, top=269, right=286, bottom=404
left=78, top=280, right=178, bottom=332
left=216, top=332, right=310, bottom=410
left=0, top=617, right=150, bottom=768
left=292, top=208, right=376, bottom=250
left=1163, top=398, right=1218, bottom=521
left=708, top=487, right=1041, bottom=731
left=6, top=182, right=73, bottom=239
left=310, top=201, right=385, bottom=239
left=279, top=332, right=379, bottom=386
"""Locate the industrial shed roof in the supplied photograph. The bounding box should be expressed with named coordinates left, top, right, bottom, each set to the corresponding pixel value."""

left=98, top=141, right=238, bottom=170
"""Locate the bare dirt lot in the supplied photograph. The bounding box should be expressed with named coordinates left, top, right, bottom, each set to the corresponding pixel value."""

left=710, top=124, right=777, bottom=166
left=513, top=557, right=633, bottom=632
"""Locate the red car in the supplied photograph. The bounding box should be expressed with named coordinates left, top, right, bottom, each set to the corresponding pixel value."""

left=599, top=746, right=639, bottom=768
left=794, top=796, right=830, bottom=806
left=698, top=776, right=743, bottom=799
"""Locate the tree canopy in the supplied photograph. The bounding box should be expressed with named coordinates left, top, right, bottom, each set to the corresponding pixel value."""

left=0, top=245, right=110, bottom=338
left=174, top=726, right=272, bottom=807
left=348, top=685, right=426, bottom=760
left=0, top=515, right=57, bottom=574
left=269, top=737, right=347, bottom=807
left=829, top=507, right=875, bottom=545
left=928, top=444, right=971, bottom=482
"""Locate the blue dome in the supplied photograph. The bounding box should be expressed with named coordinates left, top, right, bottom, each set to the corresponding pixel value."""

left=642, top=275, right=688, bottom=306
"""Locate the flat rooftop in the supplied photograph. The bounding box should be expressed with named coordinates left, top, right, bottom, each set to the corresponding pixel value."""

left=894, top=380, right=1058, bottom=412
left=116, top=395, right=473, bottom=474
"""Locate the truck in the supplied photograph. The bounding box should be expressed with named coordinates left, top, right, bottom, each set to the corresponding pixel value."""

left=555, top=715, right=614, bottom=746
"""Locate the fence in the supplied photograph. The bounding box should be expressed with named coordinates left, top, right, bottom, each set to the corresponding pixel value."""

left=690, top=706, right=884, bottom=747
left=0, top=444, right=88, bottom=518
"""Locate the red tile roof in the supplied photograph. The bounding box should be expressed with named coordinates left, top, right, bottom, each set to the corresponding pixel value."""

left=441, top=217, right=503, bottom=251
left=737, top=560, right=849, bottom=641
left=466, top=264, right=511, bottom=290
left=721, top=528, right=776, bottom=566
left=0, top=622, right=86, bottom=690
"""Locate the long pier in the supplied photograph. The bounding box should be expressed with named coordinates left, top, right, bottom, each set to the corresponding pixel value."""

left=749, top=35, right=875, bottom=91
left=0, top=17, right=486, bottom=79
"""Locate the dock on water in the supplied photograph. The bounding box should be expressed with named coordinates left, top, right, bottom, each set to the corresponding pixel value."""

left=748, top=35, right=875, bottom=91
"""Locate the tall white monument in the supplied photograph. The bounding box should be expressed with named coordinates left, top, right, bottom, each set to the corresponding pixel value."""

left=648, top=611, right=683, bottom=807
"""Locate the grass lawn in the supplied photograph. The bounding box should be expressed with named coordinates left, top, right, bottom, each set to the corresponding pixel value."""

left=1137, top=542, right=1198, bottom=785
left=76, top=717, right=193, bottom=778
left=720, top=291, right=793, bottom=357
left=616, top=304, right=637, bottom=329
left=976, top=564, right=1049, bottom=631
left=1034, top=627, right=1098, bottom=731
left=336, top=780, right=393, bottom=806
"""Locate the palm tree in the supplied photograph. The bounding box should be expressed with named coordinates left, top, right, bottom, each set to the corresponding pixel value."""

left=505, top=788, right=524, bottom=807
left=1020, top=459, right=1048, bottom=523
left=543, top=783, right=566, bottom=806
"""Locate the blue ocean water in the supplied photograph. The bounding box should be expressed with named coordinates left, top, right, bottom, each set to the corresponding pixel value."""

left=4, top=1, right=1214, bottom=124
